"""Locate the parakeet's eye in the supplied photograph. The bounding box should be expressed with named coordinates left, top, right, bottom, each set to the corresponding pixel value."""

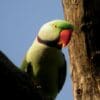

left=52, top=24, right=57, bottom=28
left=54, top=25, right=57, bottom=28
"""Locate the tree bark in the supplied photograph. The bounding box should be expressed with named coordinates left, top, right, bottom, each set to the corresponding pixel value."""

left=62, top=0, right=100, bottom=100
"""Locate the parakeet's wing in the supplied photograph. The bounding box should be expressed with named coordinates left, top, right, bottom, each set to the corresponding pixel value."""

left=20, top=58, right=34, bottom=78
left=58, top=54, right=66, bottom=93
left=0, top=51, right=43, bottom=99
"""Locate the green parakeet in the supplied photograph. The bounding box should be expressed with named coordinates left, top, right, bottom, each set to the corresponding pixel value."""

left=20, top=20, right=73, bottom=99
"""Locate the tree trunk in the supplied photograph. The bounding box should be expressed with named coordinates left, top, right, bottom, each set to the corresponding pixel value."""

left=62, top=0, right=100, bottom=100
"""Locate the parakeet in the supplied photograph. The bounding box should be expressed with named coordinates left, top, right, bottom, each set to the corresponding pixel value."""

left=20, top=20, right=73, bottom=99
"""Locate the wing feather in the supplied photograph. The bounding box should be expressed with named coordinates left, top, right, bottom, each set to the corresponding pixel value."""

left=58, top=54, right=67, bottom=93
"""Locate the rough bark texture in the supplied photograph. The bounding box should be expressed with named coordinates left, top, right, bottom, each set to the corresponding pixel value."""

left=62, top=0, right=100, bottom=100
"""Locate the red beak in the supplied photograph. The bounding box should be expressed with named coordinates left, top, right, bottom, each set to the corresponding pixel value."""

left=58, top=29, right=73, bottom=47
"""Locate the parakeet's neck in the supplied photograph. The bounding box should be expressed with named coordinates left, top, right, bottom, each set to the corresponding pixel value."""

left=37, top=36, right=61, bottom=49
left=26, top=37, right=61, bottom=61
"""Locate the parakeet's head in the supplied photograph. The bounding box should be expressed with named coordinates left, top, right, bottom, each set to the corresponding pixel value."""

left=37, top=20, right=73, bottom=48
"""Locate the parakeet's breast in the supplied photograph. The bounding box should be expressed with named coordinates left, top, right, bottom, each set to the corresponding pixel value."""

left=26, top=39, right=64, bottom=75
left=26, top=39, right=66, bottom=97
